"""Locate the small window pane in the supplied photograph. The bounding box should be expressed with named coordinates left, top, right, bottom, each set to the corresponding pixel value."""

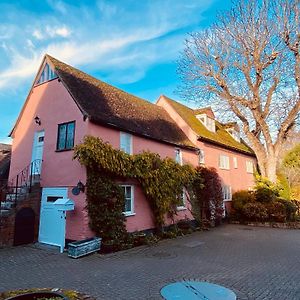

left=66, top=122, right=75, bottom=149
left=120, top=132, right=132, bottom=154
left=58, top=124, right=67, bottom=150
left=47, top=196, right=63, bottom=203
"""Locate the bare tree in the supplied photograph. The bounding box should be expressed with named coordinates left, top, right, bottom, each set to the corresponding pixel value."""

left=178, top=0, right=299, bottom=182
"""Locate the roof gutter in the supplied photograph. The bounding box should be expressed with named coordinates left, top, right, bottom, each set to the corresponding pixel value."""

left=88, top=118, right=198, bottom=152
left=197, top=136, right=256, bottom=157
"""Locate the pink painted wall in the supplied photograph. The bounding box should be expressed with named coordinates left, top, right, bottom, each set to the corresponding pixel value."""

left=10, top=75, right=255, bottom=242
left=87, top=122, right=196, bottom=232
left=157, top=95, right=256, bottom=195
left=9, top=78, right=89, bottom=241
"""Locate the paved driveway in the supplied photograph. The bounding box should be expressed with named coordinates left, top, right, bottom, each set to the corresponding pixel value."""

left=1, top=224, right=300, bottom=300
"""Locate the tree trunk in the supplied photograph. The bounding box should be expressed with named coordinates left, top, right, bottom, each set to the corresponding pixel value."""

left=265, top=156, right=278, bottom=183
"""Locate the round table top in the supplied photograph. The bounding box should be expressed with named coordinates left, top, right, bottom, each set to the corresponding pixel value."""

left=160, top=281, right=237, bottom=300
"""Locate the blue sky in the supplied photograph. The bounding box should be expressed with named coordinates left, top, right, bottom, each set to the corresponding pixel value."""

left=0, top=0, right=231, bottom=144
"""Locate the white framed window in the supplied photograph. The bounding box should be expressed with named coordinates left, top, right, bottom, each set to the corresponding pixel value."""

left=121, top=185, right=134, bottom=216
left=198, top=149, right=205, bottom=164
left=36, top=63, right=57, bottom=85
left=222, top=185, right=232, bottom=202
left=219, top=155, right=230, bottom=170
left=177, top=188, right=187, bottom=210
left=246, top=160, right=254, bottom=173
left=196, top=114, right=215, bottom=132
left=120, top=132, right=132, bottom=154
left=233, top=157, right=238, bottom=169
left=175, top=148, right=182, bottom=165
left=227, top=128, right=240, bottom=142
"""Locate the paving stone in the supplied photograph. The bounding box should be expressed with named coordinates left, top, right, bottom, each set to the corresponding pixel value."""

left=0, top=224, right=299, bottom=299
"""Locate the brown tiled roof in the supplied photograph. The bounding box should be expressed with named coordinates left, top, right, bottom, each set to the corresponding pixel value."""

left=46, top=55, right=195, bottom=149
left=162, top=96, right=255, bottom=156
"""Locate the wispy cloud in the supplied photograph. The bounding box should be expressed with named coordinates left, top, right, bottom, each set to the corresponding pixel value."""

left=0, top=0, right=214, bottom=91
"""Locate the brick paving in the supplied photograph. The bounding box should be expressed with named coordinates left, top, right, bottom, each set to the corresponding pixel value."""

left=1, top=224, right=300, bottom=299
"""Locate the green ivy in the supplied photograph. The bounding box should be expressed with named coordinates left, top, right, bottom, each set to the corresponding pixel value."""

left=74, top=136, right=197, bottom=239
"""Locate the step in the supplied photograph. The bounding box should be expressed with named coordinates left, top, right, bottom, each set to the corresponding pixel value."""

left=1, top=201, right=14, bottom=209
left=0, top=209, right=11, bottom=217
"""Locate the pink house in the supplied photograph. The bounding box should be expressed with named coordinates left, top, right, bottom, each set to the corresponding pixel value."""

left=3, top=55, right=256, bottom=250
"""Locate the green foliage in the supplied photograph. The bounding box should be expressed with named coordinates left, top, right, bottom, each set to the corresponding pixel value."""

left=277, top=172, right=291, bottom=200
left=231, top=190, right=255, bottom=219
left=266, top=201, right=286, bottom=222
left=74, top=136, right=197, bottom=235
left=231, top=187, right=298, bottom=223
left=242, top=202, right=268, bottom=222
left=86, top=172, right=128, bottom=244
left=254, top=175, right=280, bottom=203
left=281, top=144, right=300, bottom=200
left=277, top=198, right=297, bottom=221
left=283, top=144, right=300, bottom=169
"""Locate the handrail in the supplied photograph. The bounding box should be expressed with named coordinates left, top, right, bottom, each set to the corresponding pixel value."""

left=0, top=159, right=43, bottom=205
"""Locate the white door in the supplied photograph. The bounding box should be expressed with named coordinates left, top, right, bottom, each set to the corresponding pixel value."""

left=31, top=131, right=44, bottom=174
left=39, top=187, right=68, bottom=252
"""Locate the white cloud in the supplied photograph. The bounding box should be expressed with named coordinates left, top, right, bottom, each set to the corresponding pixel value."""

left=32, top=29, right=44, bottom=40
left=0, top=0, right=215, bottom=90
left=0, top=137, right=12, bottom=145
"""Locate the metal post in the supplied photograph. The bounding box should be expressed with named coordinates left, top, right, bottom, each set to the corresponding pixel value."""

left=15, top=174, right=19, bottom=207
left=29, top=161, right=33, bottom=193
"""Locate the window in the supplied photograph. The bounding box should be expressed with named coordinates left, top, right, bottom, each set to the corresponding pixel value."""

left=227, top=128, right=240, bottom=142
left=246, top=160, right=254, bottom=173
left=196, top=114, right=215, bottom=132
left=219, top=155, right=230, bottom=170
left=222, top=185, right=232, bottom=201
left=120, top=132, right=132, bottom=154
left=233, top=157, right=238, bottom=169
left=206, top=117, right=216, bottom=132
left=57, top=121, right=75, bottom=151
left=175, top=148, right=182, bottom=165
left=177, top=188, right=187, bottom=210
left=36, top=63, right=57, bottom=85
left=198, top=149, right=205, bottom=164
left=121, top=185, right=134, bottom=215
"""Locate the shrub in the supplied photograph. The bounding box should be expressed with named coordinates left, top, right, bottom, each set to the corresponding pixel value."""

left=255, top=187, right=278, bottom=203
left=266, top=201, right=286, bottom=222
left=191, top=166, right=223, bottom=225
left=254, top=175, right=279, bottom=203
left=242, top=202, right=268, bottom=221
left=277, top=198, right=297, bottom=221
left=232, top=190, right=255, bottom=211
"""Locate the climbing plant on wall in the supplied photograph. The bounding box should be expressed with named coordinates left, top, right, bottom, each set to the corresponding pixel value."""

left=74, top=136, right=196, bottom=240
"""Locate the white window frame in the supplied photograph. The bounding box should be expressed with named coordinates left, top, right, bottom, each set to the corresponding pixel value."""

left=233, top=157, right=238, bottom=169
left=227, top=128, right=240, bottom=142
left=120, top=132, right=133, bottom=154
left=198, top=149, right=205, bottom=164
left=120, top=185, right=135, bottom=216
left=196, top=114, right=216, bottom=133
left=175, top=148, right=183, bottom=165
left=177, top=188, right=187, bottom=211
left=36, top=63, right=57, bottom=85
left=222, top=185, right=232, bottom=202
left=219, top=155, right=230, bottom=170
left=246, top=160, right=254, bottom=173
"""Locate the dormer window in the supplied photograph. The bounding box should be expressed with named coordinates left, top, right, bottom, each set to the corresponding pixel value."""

left=226, top=128, right=240, bottom=142
left=196, top=114, right=216, bottom=132
left=36, top=63, right=57, bottom=85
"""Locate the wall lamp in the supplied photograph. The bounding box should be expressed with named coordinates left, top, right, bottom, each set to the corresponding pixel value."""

left=77, top=180, right=85, bottom=193
left=34, top=116, right=41, bottom=125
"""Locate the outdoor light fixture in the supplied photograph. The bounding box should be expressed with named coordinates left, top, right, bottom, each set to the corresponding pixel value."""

left=77, top=180, right=85, bottom=193
left=34, top=116, right=41, bottom=125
